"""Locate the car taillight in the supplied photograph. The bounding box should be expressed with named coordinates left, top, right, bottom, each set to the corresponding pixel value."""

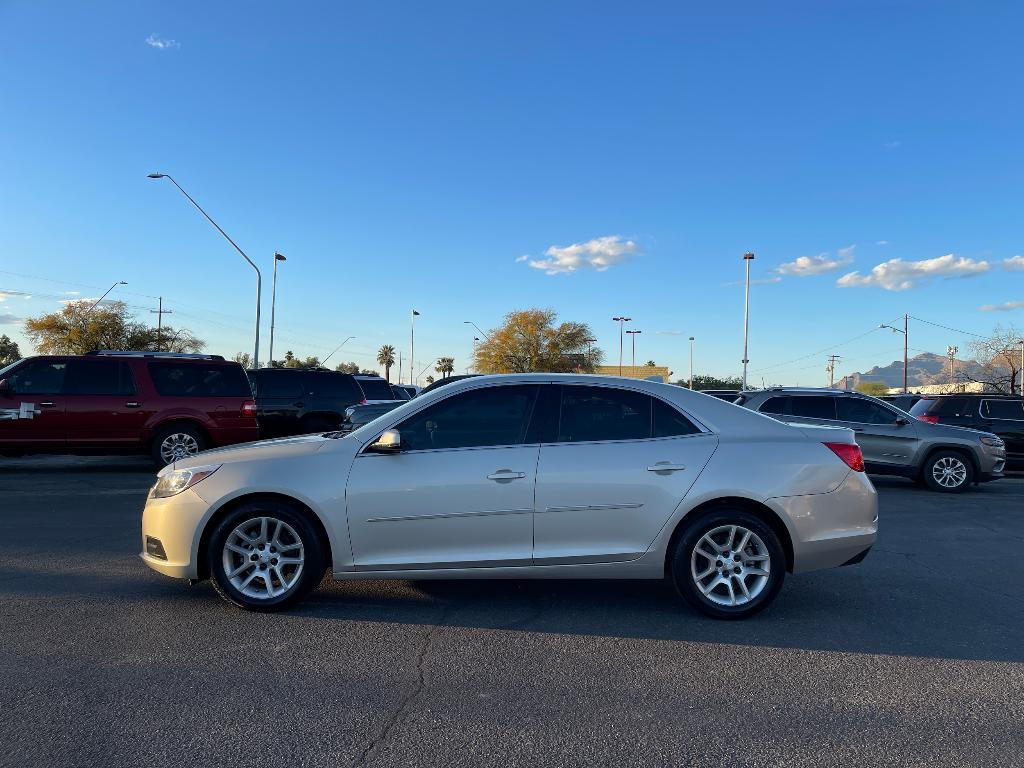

left=824, top=442, right=865, bottom=472
left=241, top=400, right=257, bottom=417
left=916, top=415, right=939, bottom=424
left=360, top=398, right=367, bottom=405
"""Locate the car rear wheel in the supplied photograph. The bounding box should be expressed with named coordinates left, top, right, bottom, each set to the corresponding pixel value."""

left=150, top=424, right=206, bottom=467
left=922, top=450, right=973, bottom=492
left=208, top=501, right=325, bottom=612
left=670, top=509, right=785, bottom=620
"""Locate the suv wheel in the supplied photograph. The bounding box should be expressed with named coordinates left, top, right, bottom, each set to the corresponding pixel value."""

left=670, top=509, right=785, bottom=620
left=208, top=501, right=325, bottom=612
left=922, top=450, right=973, bottom=492
left=151, top=424, right=206, bottom=467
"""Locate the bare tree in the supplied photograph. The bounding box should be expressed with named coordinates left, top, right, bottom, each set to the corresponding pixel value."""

left=963, top=325, right=1023, bottom=394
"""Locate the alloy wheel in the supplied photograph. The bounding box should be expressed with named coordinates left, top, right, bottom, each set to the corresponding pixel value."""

left=160, top=433, right=200, bottom=464
left=931, top=456, right=967, bottom=488
left=222, top=517, right=305, bottom=600
left=690, top=524, right=771, bottom=607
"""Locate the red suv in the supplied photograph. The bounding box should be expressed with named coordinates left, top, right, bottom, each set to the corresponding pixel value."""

left=0, top=352, right=258, bottom=466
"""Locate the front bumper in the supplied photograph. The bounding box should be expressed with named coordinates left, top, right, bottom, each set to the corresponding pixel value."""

left=139, top=488, right=211, bottom=579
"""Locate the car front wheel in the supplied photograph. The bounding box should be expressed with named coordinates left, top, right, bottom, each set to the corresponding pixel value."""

left=670, top=509, right=785, bottom=620
left=208, top=501, right=325, bottom=612
left=922, top=450, right=973, bottom=492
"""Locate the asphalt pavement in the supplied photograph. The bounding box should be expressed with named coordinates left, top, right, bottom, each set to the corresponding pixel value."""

left=1, top=456, right=1022, bottom=768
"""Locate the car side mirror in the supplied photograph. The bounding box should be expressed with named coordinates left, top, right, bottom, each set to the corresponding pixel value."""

left=895, top=417, right=911, bottom=426
left=367, top=428, right=402, bottom=453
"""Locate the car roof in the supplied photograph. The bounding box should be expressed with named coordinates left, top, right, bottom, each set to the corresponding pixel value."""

left=740, top=387, right=858, bottom=396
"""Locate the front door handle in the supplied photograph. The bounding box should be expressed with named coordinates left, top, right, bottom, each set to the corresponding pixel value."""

left=487, top=470, right=527, bottom=481
left=125, top=401, right=141, bottom=408
left=647, top=462, right=686, bottom=473
left=39, top=401, right=57, bottom=408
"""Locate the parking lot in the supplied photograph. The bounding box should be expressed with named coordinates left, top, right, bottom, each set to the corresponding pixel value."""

left=1, top=458, right=1022, bottom=768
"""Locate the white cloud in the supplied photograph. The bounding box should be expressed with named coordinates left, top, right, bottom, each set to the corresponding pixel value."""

left=527, top=235, right=639, bottom=275
left=837, top=254, right=990, bottom=291
left=514, top=255, right=528, bottom=263
left=1004, top=255, right=1024, bottom=271
left=0, top=289, right=32, bottom=302
left=655, top=330, right=684, bottom=336
left=979, top=300, right=1024, bottom=312
left=876, top=240, right=889, bottom=246
left=62, top=290, right=80, bottom=295
left=775, top=245, right=855, bottom=277
left=146, top=33, right=180, bottom=50
left=0, top=313, right=20, bottom=324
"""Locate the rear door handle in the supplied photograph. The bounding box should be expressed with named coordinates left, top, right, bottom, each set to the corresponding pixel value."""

left=125, top=401, right=141, bottom=408
left=647, top=462, right=686, bottom=473
left=487, top=470, right=527, bottom=481
left=39, top=401, right=57, bottom=408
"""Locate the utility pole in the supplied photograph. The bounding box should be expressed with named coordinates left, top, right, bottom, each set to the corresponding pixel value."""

left=879, top=316, right=909, bottom=393
left=149, top=297, right=173, bottom=352
left=688, top=336, right=695, bottom=389
left=946, top=345, right=958, bottom=388
left=410, top=310, right=420, bottom=386
left=626, top=329, right=641, bottom=375
left=1019, top=340, right=1024, bottom=396
left=826, top=354, right=842, bottom=389
left=612, top=316, right=631, bottom=376
left=741, top=252, right=755, bottom=390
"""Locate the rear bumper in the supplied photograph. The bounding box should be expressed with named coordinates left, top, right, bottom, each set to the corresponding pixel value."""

left=771, top=471, right=878, bottom=574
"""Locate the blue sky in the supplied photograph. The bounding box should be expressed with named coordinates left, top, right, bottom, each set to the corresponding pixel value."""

left=1, top=1, right=1021, bottom=384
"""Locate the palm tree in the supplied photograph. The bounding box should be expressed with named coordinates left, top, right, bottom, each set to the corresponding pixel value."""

left=435, top=356, right=455, bottom=378
left=377, top=344, right=396, bottom=382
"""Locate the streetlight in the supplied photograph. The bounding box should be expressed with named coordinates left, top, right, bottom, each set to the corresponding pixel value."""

left=1019, top=340, right=1024, bottom=396
left=879, top=315, right=909, bottom=393
left=269, top=252, right=287, bottom=366
left=410, top=310, right=421, bottom=385
left=463, top=320, right=491, bottom=341
left=625, top=329, right=642, bottom=374
left=946, top=345, right=958, bottom=387
left=86, top=281, right=127, bottom=313
left=148, top=172, right=262, bottom=367
left=688, top=336, right=695, bottom=389
left=612, top=316, right=632, bottom=376
left=321, top=336, right=355, bottom=367
left=741, top=252, right=754, bottom=390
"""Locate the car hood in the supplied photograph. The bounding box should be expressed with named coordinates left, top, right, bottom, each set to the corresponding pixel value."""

left=918, top=420, right=993, bottom=440
left=168, top=433, right=329, bottom=471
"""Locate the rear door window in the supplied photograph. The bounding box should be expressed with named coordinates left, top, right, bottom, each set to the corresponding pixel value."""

left=836, top=397, right=897, bottom=424
left=64, top=360, right=136, bottom=395
left=148, top=362, right=251, bottom=397
left=558, top=386, right=652, bottom=442
left=356, top=377, right=394, bottom=400
left=311, top=373, right=362, bottom=401
left=789, top=396, right=838, bottom=420
left=253, top=371, right=305, bottom=398
left=981, top=400, right=1024, bottom=420
left=652, top=398, right=701, bottom=437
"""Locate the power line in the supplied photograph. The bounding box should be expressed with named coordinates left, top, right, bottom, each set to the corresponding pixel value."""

left=908, top=315, right=986, bottom=338
left=750, top=319, right=899, bottom=374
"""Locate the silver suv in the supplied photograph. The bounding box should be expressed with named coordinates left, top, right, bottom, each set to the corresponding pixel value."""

left=737, top=388, right=1006, bottom=492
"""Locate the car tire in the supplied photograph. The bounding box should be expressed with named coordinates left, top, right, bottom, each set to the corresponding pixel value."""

left=670, top=509, right=786, bottom=620
left=150, top=423, right=206, bottom=467
left=207, top=501, right=325, bottom=612
left=922, top=450, right=974, bottom=493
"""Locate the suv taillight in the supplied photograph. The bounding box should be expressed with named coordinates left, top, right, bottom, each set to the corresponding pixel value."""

left=916, top=415, right=939, bottom=424
left=241, top=400, right=257, bottom=417
left=824, top=442, right=865, bottom=472
left=360, top=398, right=367, bottom=405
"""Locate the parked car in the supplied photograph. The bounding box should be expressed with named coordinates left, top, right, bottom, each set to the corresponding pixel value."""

left=354, top=375, right=400, bottom=404
left=391, top=384, right=419, bottom=399
left=140, top=374, right=877, bottom=619
left=339, top=401, right=405, bottom=432
left=390, top=385, right=412, bottom=401
left=737, top=387, right=1006, bottom=492
left=0, top=351, right=258, bottom=466
left=699, top=389, right=741, bottom=402
left=417, top=374, right=477, bottom=396
left=880, top=393, right=922, bottom=412
left=248, top=368, right=367, bottom=438
left=909, top=394, right=1024, bottom=471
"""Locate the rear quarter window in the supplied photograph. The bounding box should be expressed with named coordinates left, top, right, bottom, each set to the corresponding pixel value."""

left=147, top=362, right=251, bottom=398
left=981, top=400, right=1024, bottom=420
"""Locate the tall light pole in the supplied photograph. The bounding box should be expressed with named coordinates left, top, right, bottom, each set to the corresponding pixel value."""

left=741, top=252, right=755, bottom=390
left=625, top=329, right=641, bottom=374
left=688, top=336, right=695, bottom=389
left=946, top=345, right=958, bottom=387
left=148, top=172, right=262, bottom=367
left=321, top=336, right=355, bottom=367
left=410, top=309, right=420, bottom=385
left=269, top=252, right=287, bottom=366
left=612, top=316, right=631, bottom=376
left=463, top=320, right=491, bottom=341
left=880, top=315, right=909, bottom=393
left=1019, top=340, right=1024, bottom=396
left=87, top=281, right=127, bottom=313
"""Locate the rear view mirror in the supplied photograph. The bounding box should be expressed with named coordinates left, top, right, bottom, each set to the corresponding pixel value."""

left=368, top=428, right=402, bottom=453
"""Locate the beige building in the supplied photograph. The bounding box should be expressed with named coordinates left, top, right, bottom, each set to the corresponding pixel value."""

left=594, top=365, right=672, bottom=383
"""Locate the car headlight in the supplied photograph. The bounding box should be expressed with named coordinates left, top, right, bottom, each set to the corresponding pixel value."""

left=149, top=464, right=221, bottom=499
left=980, top=436, right=1005, bottom=448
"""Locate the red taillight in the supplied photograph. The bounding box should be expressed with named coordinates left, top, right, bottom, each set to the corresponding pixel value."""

left=360, top=398, right=367, bottom=405
left=824, top=442, right=865, bottom=472
left=917, top=415, right=939, bottom=424
left=241, top=400, right=257, bottom=417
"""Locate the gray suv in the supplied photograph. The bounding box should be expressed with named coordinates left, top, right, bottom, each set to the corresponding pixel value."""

left=737, top=388, right=1006, bottom=492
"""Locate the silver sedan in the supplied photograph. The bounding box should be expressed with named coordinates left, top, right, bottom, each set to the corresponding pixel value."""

left=140, top=374, right=877, bottom=619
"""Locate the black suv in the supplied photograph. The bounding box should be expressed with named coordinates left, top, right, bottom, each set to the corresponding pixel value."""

left=248, top=369, right=369, bottom=438
left=909, top=395, right=1024, bottom=471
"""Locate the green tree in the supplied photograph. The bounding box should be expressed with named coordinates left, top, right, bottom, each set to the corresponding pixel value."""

left=855, top=381, right=890, bottom=397
left=0, top=334, right=20, bottom=365
left=472, top=309, right=602, bottom=373
left=676, top=374, right=744, bottom=391
left=377, top=344, right=397, bottom=382
left=232, top=352, right=253, bottom=369
left=425, top=375, right=435, bottom=385
left=644, top=359, right=656, bottom=367
left=24, top=300, right=204, bottom=355
left=435, top=356, right=455, bottom=378
left=334, top=361, right=360, bottom=374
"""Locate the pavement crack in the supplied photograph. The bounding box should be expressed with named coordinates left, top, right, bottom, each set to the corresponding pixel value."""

left=351, top=604, right=450, bottom=768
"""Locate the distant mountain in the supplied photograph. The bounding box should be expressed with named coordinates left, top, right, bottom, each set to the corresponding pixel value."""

left=837, top=352, right=985, bottom=389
